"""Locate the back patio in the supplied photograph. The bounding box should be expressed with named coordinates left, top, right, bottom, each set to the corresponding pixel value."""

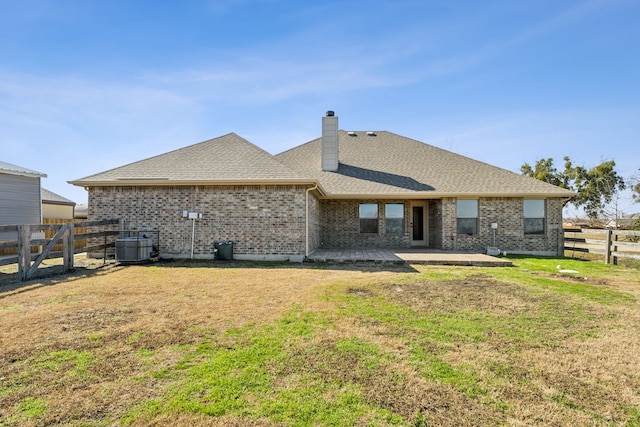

left=307, top=248, right=513, bottom=267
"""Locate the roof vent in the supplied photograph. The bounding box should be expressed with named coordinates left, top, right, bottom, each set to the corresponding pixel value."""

left=347, top=131, right=357, bottom=137
left=367, top=131, right=376, bottom=136
left=326, top=110, right=335, bottom=117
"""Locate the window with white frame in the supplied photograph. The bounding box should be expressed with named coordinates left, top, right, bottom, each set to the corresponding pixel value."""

left=457, top=199, right=478, bottom=235
left=359, top=203, right=378, bottom=234
left=524, top=199, right=545, bottom=235
left=385, top=203, right=404, bottom=234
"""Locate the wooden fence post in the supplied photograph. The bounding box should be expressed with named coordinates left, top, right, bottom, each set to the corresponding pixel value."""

left=17, top=224, right=31, bottom=281
left=613, top=232, right=618, bottom=266
left=605, top=229, right=612, bottom=265
left=63, top=223, right=75, bottom=271
left=558, top=228, right=564, bottom=257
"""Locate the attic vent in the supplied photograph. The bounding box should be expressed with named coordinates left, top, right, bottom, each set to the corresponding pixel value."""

left=348, top=131, right=357, bottom=137
left=367, top=131, right=377, bottom=136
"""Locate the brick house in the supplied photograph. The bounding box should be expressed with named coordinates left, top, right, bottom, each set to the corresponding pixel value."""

left=69, top=112, right=574, bottom=260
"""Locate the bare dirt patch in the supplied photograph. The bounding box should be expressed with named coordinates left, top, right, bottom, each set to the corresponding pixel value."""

left=347, top=287, right=375, bottom=297
left=281, top=336, right=504, bottom=426
left=384, top=277, right=540, bottom=316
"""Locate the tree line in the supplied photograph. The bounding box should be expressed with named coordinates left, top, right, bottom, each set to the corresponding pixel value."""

left=521, top=157, right=640, bottom=225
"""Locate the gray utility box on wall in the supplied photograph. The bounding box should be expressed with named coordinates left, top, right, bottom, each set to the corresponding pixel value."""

left=115, top=237, right=153, bottom=262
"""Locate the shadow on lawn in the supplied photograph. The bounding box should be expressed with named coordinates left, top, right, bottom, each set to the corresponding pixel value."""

left=0, top=257, right=418, bottom=296
left=144, top=257, right=420, bottom=273
left=0, top=261, right=125, bottom=299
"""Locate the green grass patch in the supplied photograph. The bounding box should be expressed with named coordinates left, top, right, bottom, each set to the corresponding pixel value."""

left=123, top=307, right=410, bottom=426
left=14, top=397, right=47, bottom=420
left=410, top=344, right=485, bottom=398
left=503, top=271, right=634, bottom=305
left=623, top=405, right=640, bottom=427
left=20, top=349, right=96, bottom=380
left=0, top=382, right=23, bottom=399
left=121, top=399, right=163, bottom=425
left=258, top=381, right=404, bottom=426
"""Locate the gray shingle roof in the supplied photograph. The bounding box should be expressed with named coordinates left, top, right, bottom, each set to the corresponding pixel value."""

left=42, top=188, right=76, bottom=205
left=69, top=133, right=310, bottom=186
left=70, top=130, right=573, bottom=199
left=275, top=130, right=574, bottom=198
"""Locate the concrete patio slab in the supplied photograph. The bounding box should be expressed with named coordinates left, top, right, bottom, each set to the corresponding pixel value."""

left=307, top=248, right=513, bottom=267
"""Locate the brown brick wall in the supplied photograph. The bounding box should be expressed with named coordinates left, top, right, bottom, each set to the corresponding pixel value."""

left=308, top=192, right=321, bottom=254
left=88, top=187, right=565, bottom=257
left=320, top=197, right=564, bottom=254
left=88, top=185, right=311, bottom=258
left=442, top=197, right=564, bottom=255
left=319, top=200, right=411, bottom=248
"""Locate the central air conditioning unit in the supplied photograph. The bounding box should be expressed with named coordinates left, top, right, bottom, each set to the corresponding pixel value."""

left=115, top=237, right=153, bottom=262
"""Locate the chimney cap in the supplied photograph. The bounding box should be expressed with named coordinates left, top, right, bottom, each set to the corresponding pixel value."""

left=326, top=110, right=335, bottom=117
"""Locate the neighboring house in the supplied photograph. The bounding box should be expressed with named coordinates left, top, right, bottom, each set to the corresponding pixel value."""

left=69, top=112, right=574, bottom=260
left=604, top=213, right=640, bottom=230
left=42, top=188, right=76, bottom=220
left=74, top=203, right=88, bottom=219
left=0, top=161, right=47, bottom=240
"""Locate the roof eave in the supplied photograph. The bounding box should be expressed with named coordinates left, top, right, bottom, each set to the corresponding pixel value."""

left=1, top=169, right=47, bottom=179
left=43, top=200, right=76, bottom=206
left=319, top=191, right=576, bottom=200
left=68, top=178, right=327, bottom=196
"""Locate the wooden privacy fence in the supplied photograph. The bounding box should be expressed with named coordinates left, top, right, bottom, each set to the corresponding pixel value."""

left=0, top=218, right=88, bottom=257
left=0, top=219, right=121, bottom=281
left=564, top=228, right=640, bottom=265
left=43, top=218, right=88, bottom=252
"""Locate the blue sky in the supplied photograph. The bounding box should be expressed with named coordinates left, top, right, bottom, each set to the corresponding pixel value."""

left=2, top=0, right=639, bottom=215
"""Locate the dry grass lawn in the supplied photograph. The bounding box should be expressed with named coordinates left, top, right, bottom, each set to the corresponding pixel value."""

left=1, top=256, right=639, bottom=426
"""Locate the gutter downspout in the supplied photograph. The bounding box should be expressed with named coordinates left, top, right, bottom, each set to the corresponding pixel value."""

left=305, top=184, right=318, bottom=258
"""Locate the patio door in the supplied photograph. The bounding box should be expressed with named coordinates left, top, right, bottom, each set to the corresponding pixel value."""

left=411, top=202, right=428, bottom=246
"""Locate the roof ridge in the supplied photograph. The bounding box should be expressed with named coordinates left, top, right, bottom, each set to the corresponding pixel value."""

left=275, top=129, right=574, bottom=197
left=275, top=136, right=321, bottom=157
left=70, top=132, right=315, bottom=185
left=70, top=133, right=240, bottom=181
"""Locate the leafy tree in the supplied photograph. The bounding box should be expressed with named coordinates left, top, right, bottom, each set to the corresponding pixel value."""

left=571, top=160, right=625, bottom=219
left=520, top=157, right=574, bottom=189
left=521, top=156, right=626, bottom=219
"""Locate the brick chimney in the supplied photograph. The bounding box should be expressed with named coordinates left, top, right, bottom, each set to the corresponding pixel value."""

left=321, top=111, right=339, bottom=171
